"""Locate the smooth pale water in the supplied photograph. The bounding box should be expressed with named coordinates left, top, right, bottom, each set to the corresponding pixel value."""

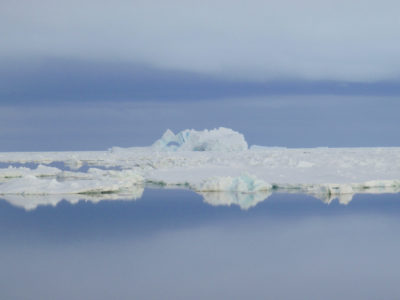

left=1, top=190, right=400, bottom=300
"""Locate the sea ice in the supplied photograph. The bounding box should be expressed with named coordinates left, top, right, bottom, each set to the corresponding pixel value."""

left=0, top=165, right=60, bottom=180
left=0, top=127, right=400, bottom=205
left=0, top=165, right=144, bottom=195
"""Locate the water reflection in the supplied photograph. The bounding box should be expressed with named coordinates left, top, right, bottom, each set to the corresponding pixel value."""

left=1, top=189, right=400, bottom=299
left=1, top=192, right=143, bottom=211
left=1, top=185, right=400, bottom=211
left=199, top=190, right=272, bottom=209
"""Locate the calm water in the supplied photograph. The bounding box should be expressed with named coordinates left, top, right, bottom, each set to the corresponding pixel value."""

left=1, top=95, right=399, bottom=299
left=1, top=190, right=400, bottom=300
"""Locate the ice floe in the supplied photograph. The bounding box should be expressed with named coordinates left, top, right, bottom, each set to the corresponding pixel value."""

left=0, top=127, right=400, bottom=209
left=0, top=165, right=144, bottom=195
left=0, top=165, right=60, bottom=180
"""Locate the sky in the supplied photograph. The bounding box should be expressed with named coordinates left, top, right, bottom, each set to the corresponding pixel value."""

left=1, top=0, right=400, bottom=102
left=1, top=1, right=400, bottom=150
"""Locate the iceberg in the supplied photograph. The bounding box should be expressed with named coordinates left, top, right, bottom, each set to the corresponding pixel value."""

left=152, top=127, right=248, bottom=151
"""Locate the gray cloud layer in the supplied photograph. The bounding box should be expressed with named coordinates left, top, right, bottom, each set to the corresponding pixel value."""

left=2, top=0, right=400, bottom=82
left=2, top=58, right=400, bottom=103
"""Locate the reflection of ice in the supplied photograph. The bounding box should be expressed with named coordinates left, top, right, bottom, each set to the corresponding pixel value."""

left=280, top=184, right=400, bottom=205
left=1, top=184, right=400, bottom=211
left=193, top=173, right=272, bottom=192
left=292, top=184, right=355, bottom=205
left=308, top=192, right=354, bottom=205
left=198, top=184, right=400, bottom=210
left=199, top=191, right=272, bottom=210
left=1, top=186, right=144, bottom=210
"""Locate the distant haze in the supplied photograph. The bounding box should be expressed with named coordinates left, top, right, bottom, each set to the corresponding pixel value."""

left=1, top=0, right=400, bottom=83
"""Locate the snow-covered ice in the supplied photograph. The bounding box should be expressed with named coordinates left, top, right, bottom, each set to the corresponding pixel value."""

left=151, top=127, right=248, bottom=151
left=0, top=127, right=400, bottom=209
left=0, top=168, right=144, bottom=195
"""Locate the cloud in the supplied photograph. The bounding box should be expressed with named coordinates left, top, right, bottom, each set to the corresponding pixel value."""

left=1, top=0, right=400, bottom=82
left=1, top=57, right=400, bottom=103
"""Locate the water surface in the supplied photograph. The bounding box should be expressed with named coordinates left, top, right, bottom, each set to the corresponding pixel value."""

left=1, top=190, right=400, bottom=300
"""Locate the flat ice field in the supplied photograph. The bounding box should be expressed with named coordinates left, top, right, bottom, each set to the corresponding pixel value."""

left=1, top=128, right=400, bottom=208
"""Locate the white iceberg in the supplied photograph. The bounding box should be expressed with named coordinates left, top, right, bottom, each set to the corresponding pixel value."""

left=152, top=127, right=248, bottom=151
